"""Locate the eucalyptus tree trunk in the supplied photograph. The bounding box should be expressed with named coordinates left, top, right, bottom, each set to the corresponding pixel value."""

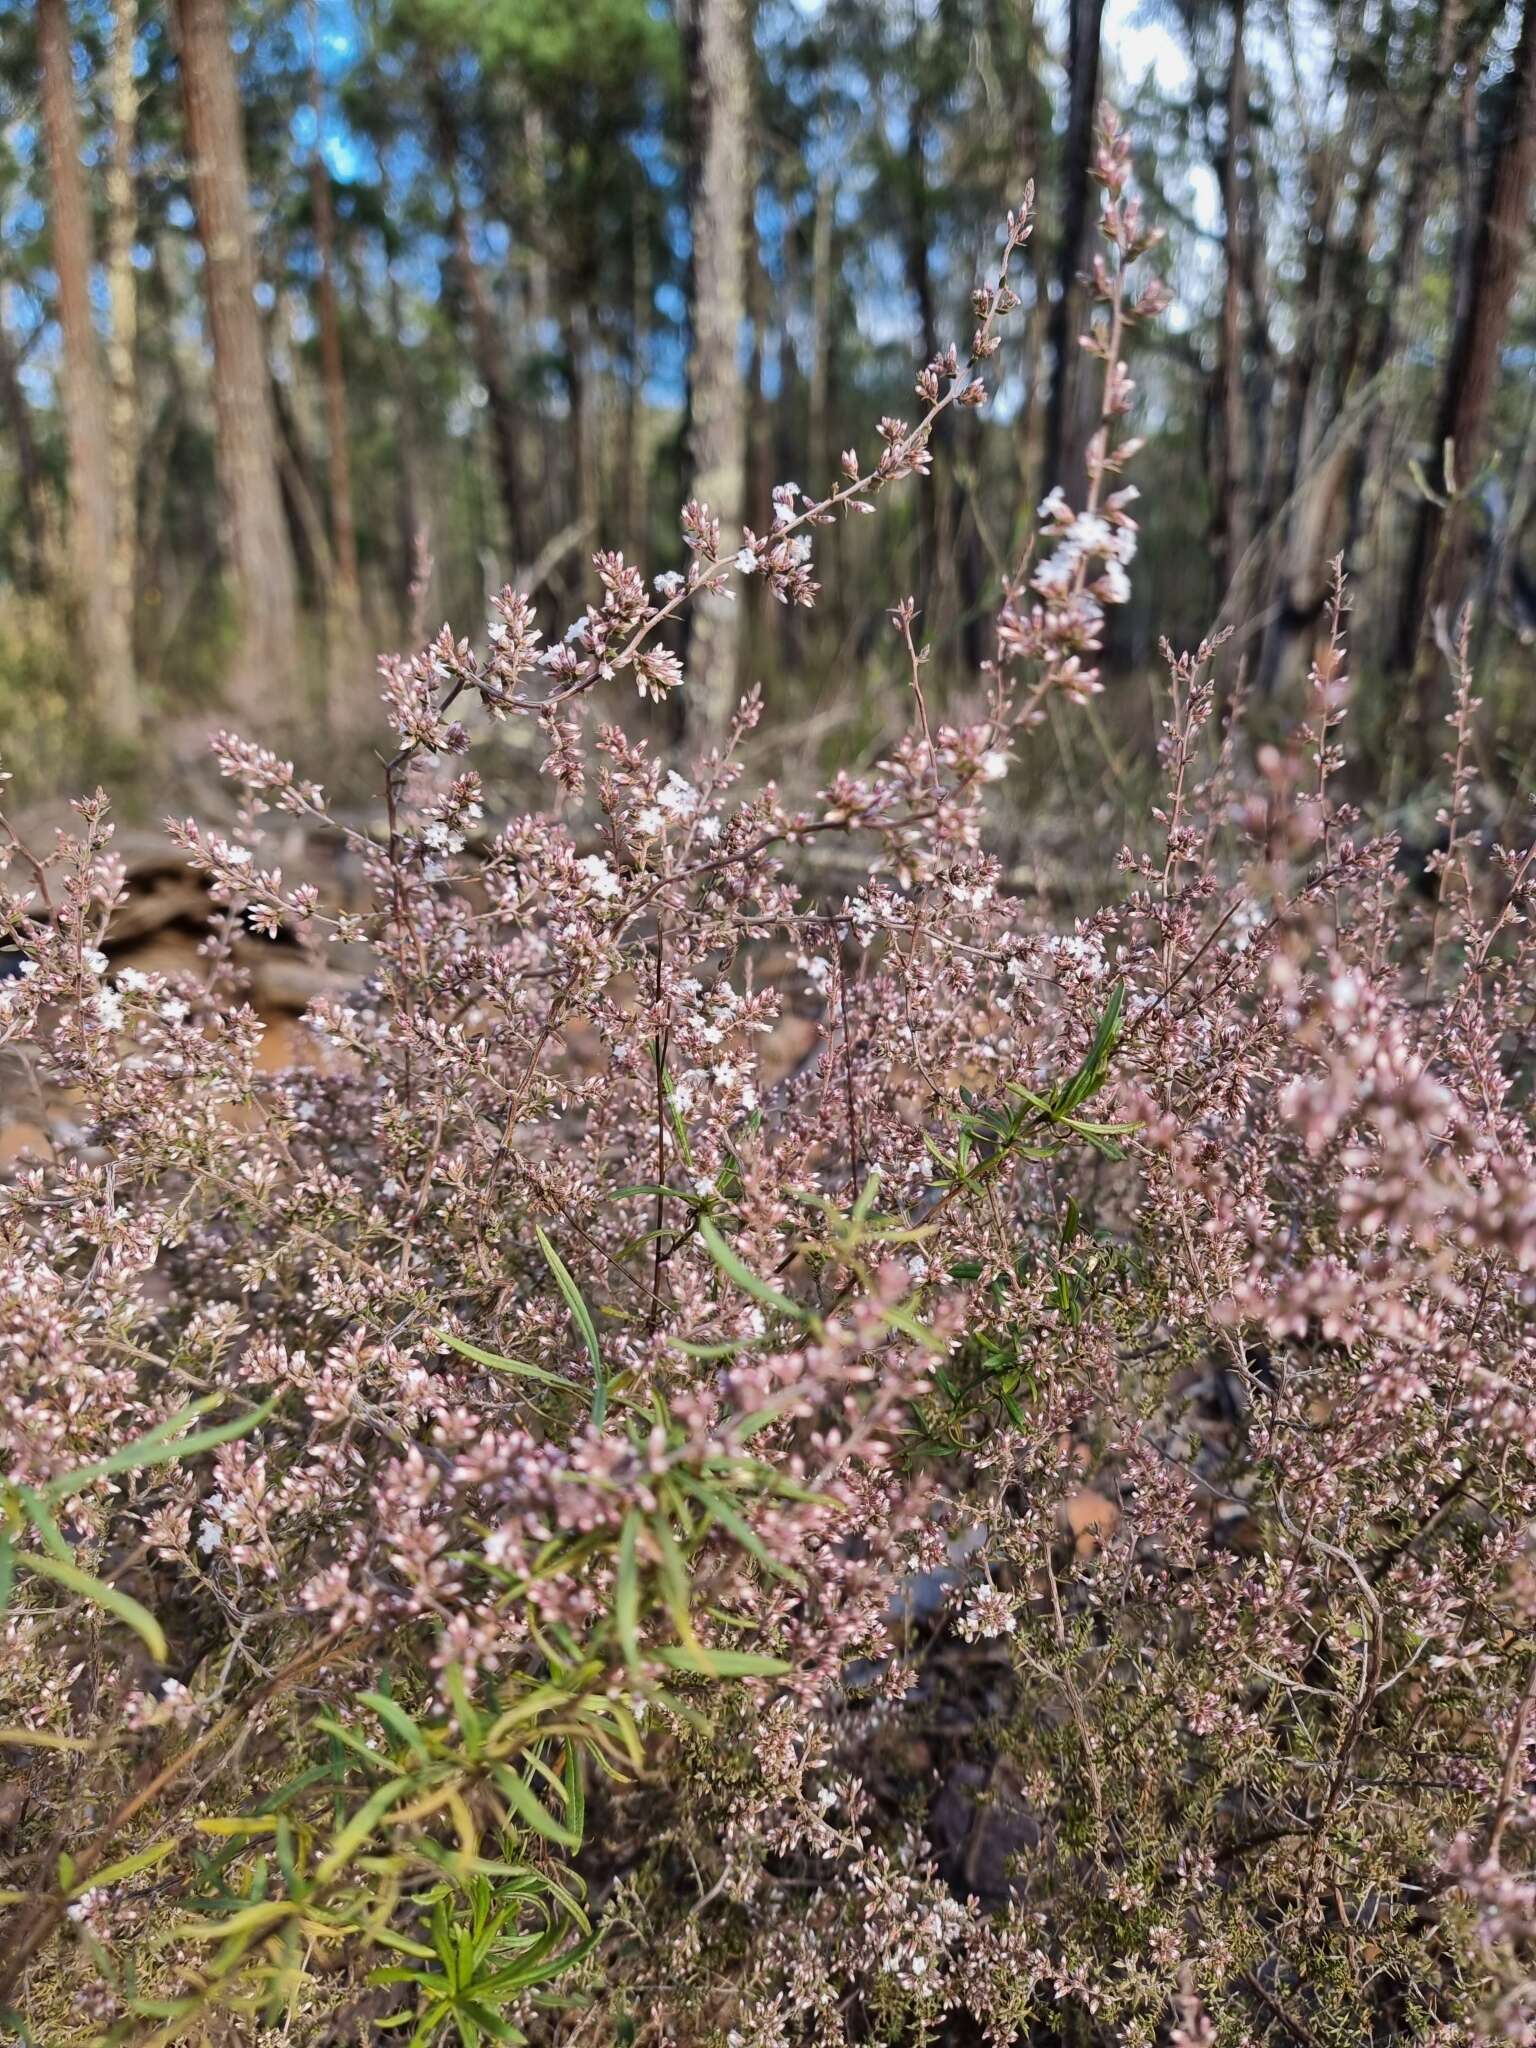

left=375, top=132, right=423, bottom=630
left=174, top=0, right=301, bottom=721
left=624, top=194, right=652, bottom=551
left=429, top=86, right=532, bottom=571
left=986, top=0, right=1046, bottom=525
left=0, top=288, right=45, bottom=588
left=808, top=167, right=836, bottom=505
left=1397, top=0, right=1536, bottom=747
left=682, top=0, right=750, bottom=742
left=105, top=0, right=140, bottom=720
left=37, top=0, right=139, bottom=741
left=1041, top=0, right=1105, bottom=506
left=1344, top=3, right=1464, bottom=574
left=1212, top=0, right=1253, bottom=608
left=308, top=28, right=360, bottom=626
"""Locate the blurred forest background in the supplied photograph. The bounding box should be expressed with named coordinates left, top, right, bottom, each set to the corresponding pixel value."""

left=1, top=0, right=1534, bottom=823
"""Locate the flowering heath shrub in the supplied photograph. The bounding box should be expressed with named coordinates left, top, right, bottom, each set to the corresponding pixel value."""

left=3, top=109, right=1536, bottom=2047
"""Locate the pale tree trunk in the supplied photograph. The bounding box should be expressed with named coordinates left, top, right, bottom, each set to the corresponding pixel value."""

left=902, top=80, right=946, bottom=628
left=174, top=0, right=300, bottom=722
left=37, top=0, right=139, bottom=741
left=988, top=0, right=1045, bottom=525
left=308, top=11, right=359, bottom=629
left=1041, top=0, right=1105, bottom=505
left=563, top=305, right=592, bottom=542
left=271, top=331, right=334, bottom=602
left=1212, top=0, right=1252, bottom=607
left=682, top=0, right=750, bottom=742
left=744, top=212, right=771, bottom=583
left=311, top=152, right=364, bottom=708
left=1482, top=371, right=1536, bottom=669
left=385, top=264, right=423, bottom=628
left=1253, top=62, right=1367, bottom=694
left=0, top=288, right=45, bottom=587
left=808, top=163, right=843, bottom=633
left=105, top=0, right=139, bottom=713
left=375, top=137, right=423, bottom=628
left=1345, top=3, right=1464, bottom=572
left=307, top=5, right=363, bottom=729
left=136, top=241, right=191, bottom=646
left=624, top=194, right=652, bottom=550
left=1398, top=0, right=1536, bottom=747
left=808, top=167, right=835, bottom=502
left=430, top=87, right=531, bottom=569
left=522, top=106, right=553, bottom=340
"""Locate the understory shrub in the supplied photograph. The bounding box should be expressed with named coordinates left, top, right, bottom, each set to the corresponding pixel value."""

left=3, top=110, right=1536, bottom=2046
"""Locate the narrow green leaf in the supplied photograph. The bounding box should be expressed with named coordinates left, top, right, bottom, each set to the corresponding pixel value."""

left=368, top=1930, right=439, bottom=1960
left=42, top=1398, right=278, bottom=1505
left=127, top=1996, right=210, bottom=2022
left=654, top=1644, right=790, bottom=1678
left=921, top=1130, right=959, bottom=1178
left=15, top=1488, right=72, bottom=1563
left=661, top=1070, right=696, bottom=1171
left=648, top=1514, right=696, bottom=1644
left=614, top=1512, right=641, bottom=1674
left=1054, top=981, right=1126, bottom=1114
left=315, top=1778, right=413, bottom=1881
left=457, top=1997, right=522, bottom=2041
left=75, top=1838, right=177, bottom=1894
left=675, top=1478, right=802, bottom=1587
left=169, top=1898, right=296, bottom=1942
left=1004, top=1082, right=1052, bottom=1116
left=878, top=1301, right=948, bottom=1354
left=562, top=1744, right=586, bottom=1848
left=672, top=1336, right=761, bottom=1360
left=312, top=1715, right=397, bottom=1774
left=1057, top=1112, right=1139, bottom=1139
left=359, top=1690, right=432, bottom=1761
left=0, top=1727, right=94, bottom=1751
left=697, top=1217, right=803, bottom=1320
left=254, top=1762, right=334, bottom=1814
left=535, top=1228, right=607, bottom=1426
left=440, top=1335, right=581, bottom=1394
left=443, top=1665, right=484, bottom=1757
left=16, top=1552, right=167, bottom=1663
left=491, top=1765, right=582, bottom=1850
